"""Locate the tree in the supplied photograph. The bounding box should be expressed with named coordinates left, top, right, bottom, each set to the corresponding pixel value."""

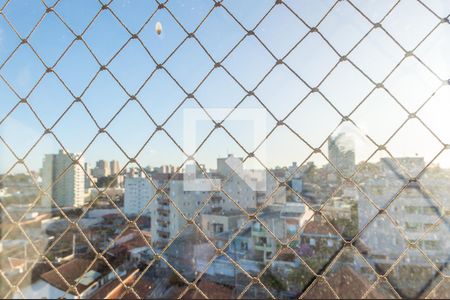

left=96, top=175, right=117, bottom=188
left=262, top=271, right=286, bottom=292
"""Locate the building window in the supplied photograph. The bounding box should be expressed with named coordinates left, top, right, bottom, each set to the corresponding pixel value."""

left=213, top=223, right=224, bottom=234
left=327, top=239, right=334, bottom=248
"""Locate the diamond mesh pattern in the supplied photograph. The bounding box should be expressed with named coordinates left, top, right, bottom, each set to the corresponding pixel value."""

left=0, top=0, right=450, bottom=298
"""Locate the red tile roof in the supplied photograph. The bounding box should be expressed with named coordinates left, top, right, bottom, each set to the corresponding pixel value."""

left=302, top=220, right=337, bottom=236
left=277, top=248, right=297, bottom=262
left=303, top=266, right=389, bottom=299
left=90, top=269, right=152, bottom=299
left=107, top=229, right=151, bottom=257
left=183, top=280, right=234, bottom=299
left=40, top=258, right=93, bottom=294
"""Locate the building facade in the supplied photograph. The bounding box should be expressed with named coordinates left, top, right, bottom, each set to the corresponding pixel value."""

left=41, top=150, right=85, bottom=208
left=328, top=133, right=356, bottom=177
left=92, top=160, right=110, bottom=178
left=123, top=173, right=156, bottom=216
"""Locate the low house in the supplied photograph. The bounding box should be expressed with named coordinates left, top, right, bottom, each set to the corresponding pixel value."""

left=16, top=258, right=126, bottom=299
left=302, top=266, right=393, bottom=299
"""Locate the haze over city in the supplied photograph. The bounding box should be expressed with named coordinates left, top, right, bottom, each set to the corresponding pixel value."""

left=1, top=0, right=450, bottom=173
left=1, top=0, right=450, bottom=299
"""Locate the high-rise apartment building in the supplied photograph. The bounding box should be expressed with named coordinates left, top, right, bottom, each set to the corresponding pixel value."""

left=41, top=150, right=85, bottom=208
left=123, top=155, right=263, bottom=248
left=84, top=162, right=96, bottom=188
left=92, top=160, right=110, bottom=178
left=123, top=172, right=156, bottom=216
left=110, top=160, right=121, bottom=175
left=123, top=171, right=204, bottom=247
left=359, top=157, right=446, bottom=266
left=328, top=133, right=356, bottom=177
left=153, top=165, right=176, bottom=174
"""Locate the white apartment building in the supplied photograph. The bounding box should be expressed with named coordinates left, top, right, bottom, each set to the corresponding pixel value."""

left=217, top=154, right=260, bottom=210
left=200, top=210, right=247, bottom=239
left=359, top=157, right=448, bottom=266
left=41, top=150, right=85, bottom=208
left=327, top=132, right=356, bottom=178
left=109, top=160, right=121, bottom=175
left=123, top=173, right=199, bottom=246
left=92, top=160, right=110, bottom=178
left=123, top=156, right=263, bottom=247
left=123, top=173, right=156, bottom=216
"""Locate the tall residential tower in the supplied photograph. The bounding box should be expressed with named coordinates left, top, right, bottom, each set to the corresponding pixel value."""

left=41, top=150, right=85, bottom=208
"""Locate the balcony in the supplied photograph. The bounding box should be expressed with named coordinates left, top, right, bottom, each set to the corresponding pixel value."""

left=157, top=231, right=170, bottom=239
left=157, top=198, right=170, bottom=205
left=254, top=243, right=272, bottom=252
left=156, top=237, right=170, bottom=247
left=157, top=216, right=170, bottom=226
left=157, top=207, right=170, bottom=215
left=158, top=226, right=170, bottom=233
left=251, top=227, right=266, bottom=237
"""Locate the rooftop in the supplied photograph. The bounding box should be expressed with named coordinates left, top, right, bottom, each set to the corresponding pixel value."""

left=302, top=219, right=338, bottom=236
left=40, top=256, right=130, bottom=296
left=40, top=258, right=94, bottom=294
left=89, top=269, right=152, bottom=299
left=181, top=279, right=234, bottom=299
left=303, top=266, right=390, bottom=299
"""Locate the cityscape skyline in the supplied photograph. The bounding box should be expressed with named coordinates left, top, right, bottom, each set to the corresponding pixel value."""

left=1, top=0, right=450, bottom=298
left=2, top=121, right=450, bottom=176
left=2, top=130, right=449, bottom=299
left=1, top=0, right=450, bottom=174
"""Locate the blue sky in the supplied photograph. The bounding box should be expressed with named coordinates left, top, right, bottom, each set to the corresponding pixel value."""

left=0, top=0, right=450, bottom=173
